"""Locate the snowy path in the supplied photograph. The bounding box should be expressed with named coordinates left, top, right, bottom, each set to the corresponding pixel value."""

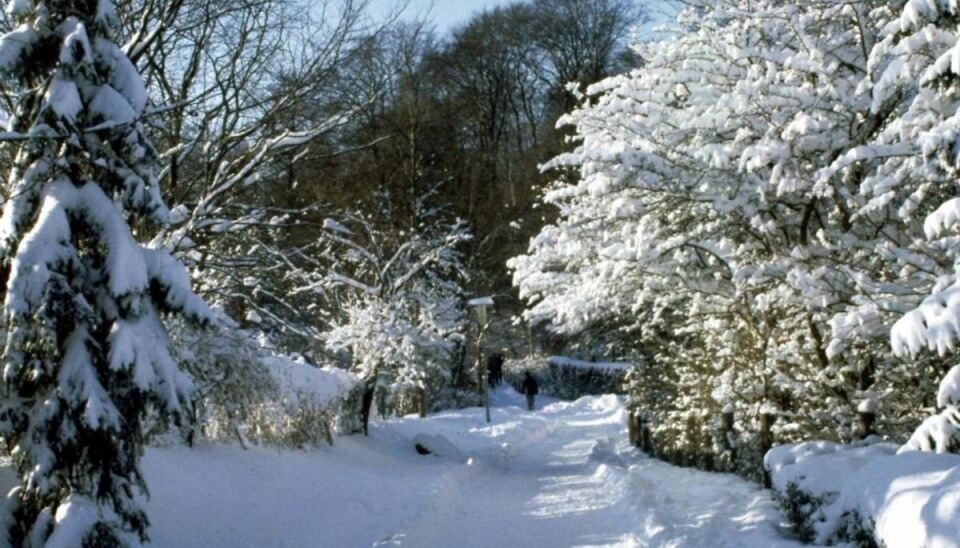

left=382, top=397, right=636, bottom=547
left=375, top=391, right=800, bottom=547
left=125, top=390, right=802, bottom=547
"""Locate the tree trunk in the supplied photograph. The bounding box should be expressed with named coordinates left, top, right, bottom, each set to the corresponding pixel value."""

left=627, top=407, right=640, bottom=446
left=858, top=411, right=875, bottom=439
left=641, top=425, right=652, bottom=454
left=360, top=374, right=378, bottom=436
left=759, top=412, right=776, bottom=488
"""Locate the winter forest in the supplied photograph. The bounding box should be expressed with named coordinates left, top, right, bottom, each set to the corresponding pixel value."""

left=0, top=0, right=958, bottom=545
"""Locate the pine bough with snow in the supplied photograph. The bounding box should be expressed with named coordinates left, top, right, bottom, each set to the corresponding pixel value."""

left=0, top=0, right=211, bottom=545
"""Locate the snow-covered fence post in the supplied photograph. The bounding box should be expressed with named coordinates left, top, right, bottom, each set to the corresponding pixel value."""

left=857, top=411, right=875, bottom=439
left=857, top=387, right=880, bottom=439
left=360, top=369, right=379, bottom=436
left=627, top=406, right=652, bottom=452
left=759, top=408, right=777, bottom=488
left=721, top=406, right=735, bottom=442
left=417, top=386, right=427, bottom=418
left=695, top=409, right=714, bottom=471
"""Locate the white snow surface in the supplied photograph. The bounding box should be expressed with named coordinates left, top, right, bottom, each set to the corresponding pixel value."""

left=940, top=364, right=960, bottom=406
left=107, top=392, right=799, bottom=547
left=767, top=440, right=960, bottom=546
left=466, top=296, right=494, bottom=307
left=548, top=355, right=634, bottom=371
left=262, top=354, right=357, bottom=408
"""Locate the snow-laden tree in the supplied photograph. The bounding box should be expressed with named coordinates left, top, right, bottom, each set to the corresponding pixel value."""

left=318, top=209, right=470, bottom=434
left=0, top=0, right=211, bottom=544
left=868, top=0, right=960, bottom=453
left=93, top=0, right=379, bottom=351
left=512, top=0, right=925, bottom=459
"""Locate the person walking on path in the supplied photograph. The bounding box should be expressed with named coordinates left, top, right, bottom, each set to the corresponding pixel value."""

left=487, top=353, right=504, bottom=388
left=521, top=371, right=539, bottom=411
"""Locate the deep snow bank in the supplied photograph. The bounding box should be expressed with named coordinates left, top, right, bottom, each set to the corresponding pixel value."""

left=767, top=440, right=960, bottom=546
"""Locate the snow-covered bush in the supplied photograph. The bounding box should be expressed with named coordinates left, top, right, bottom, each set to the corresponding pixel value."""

left=767, top=440, right=960, bottom=546
left=172, top=320, right=356, bottom=447
left=770, top=481, right=830, bottom=543
left=824, top=509, right=877, bottom=548
left=171, top=320, right=275, bottom=445
left=511, top=0, right=960, bottom=477
left=879, top=0, right=960, bottom=454
left=244, top=355, right=356, bottom=447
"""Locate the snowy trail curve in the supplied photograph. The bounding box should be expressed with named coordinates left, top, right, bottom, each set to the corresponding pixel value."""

left=383, top=396, right=636, bottom=547
left=375, top=392, right=800, bottom=548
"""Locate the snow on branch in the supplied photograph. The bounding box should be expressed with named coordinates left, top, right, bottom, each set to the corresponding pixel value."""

left=891, top=282, right=960, bottom=357
left=76, top=182, right=148, bottom=298
left=924, top=197, right=960, bottom=239
left=4, top=182, right=74, bottom=274
left=940, top=365, right=960, bottom=407
left=325, top=272, right=379, bottom=295
left=141, top=248, right=214, bottom=324
left=901, top=0, right=959, bottom=30
left=322, top=218, right=353, bottom=235
left=193, top=111, right=354, bottom=218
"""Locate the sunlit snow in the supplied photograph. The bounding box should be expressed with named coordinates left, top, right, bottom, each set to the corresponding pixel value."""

left=0, top=390, right=803, bottom=548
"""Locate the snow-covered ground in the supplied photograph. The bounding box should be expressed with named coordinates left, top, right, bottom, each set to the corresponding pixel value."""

left=767, top=440, right=960, bottom=547
left=130, top=389, right=798, bottom=547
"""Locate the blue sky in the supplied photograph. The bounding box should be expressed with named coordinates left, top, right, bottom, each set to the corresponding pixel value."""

left=370, top=0, right=516, bottom=35
left=370, top=0, right=532, bottom=34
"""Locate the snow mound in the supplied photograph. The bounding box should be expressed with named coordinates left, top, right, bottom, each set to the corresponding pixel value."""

left=263, top=355, right=356, bottom=408
left=765, top=440, right=849, bottom=484
left=549, top=393, right=624, bottom=416
left=768, top=441, right=960, bottom=546
left=588, top=437, right=626, bottom=467
left=547, top=355, right=633, bottom=371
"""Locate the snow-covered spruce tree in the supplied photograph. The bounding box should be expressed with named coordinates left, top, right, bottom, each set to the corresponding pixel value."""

left=0, top=0, right=211, bottom=545
left=874, top=0, right=960, bottom=453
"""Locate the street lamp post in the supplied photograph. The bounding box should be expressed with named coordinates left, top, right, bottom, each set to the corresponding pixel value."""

left=467, top=296, right=493, bottom=423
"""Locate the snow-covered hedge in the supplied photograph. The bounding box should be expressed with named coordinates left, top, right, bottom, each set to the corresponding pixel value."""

left=546, top=356, right=631, bottom=400
left=766, top=441, right=960, bottom=546
left=501, top=355, right=630, bottom=400
left=246, top=356, right=357, bottom=446
left=503, top=355, right=552, bottom=392
left=175, top=324, right=357, bottom=447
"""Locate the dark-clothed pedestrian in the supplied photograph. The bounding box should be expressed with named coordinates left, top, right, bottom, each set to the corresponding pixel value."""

left=487, top=353, right=504, bottom=388
left=521, top=371, right=539, bottom=411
